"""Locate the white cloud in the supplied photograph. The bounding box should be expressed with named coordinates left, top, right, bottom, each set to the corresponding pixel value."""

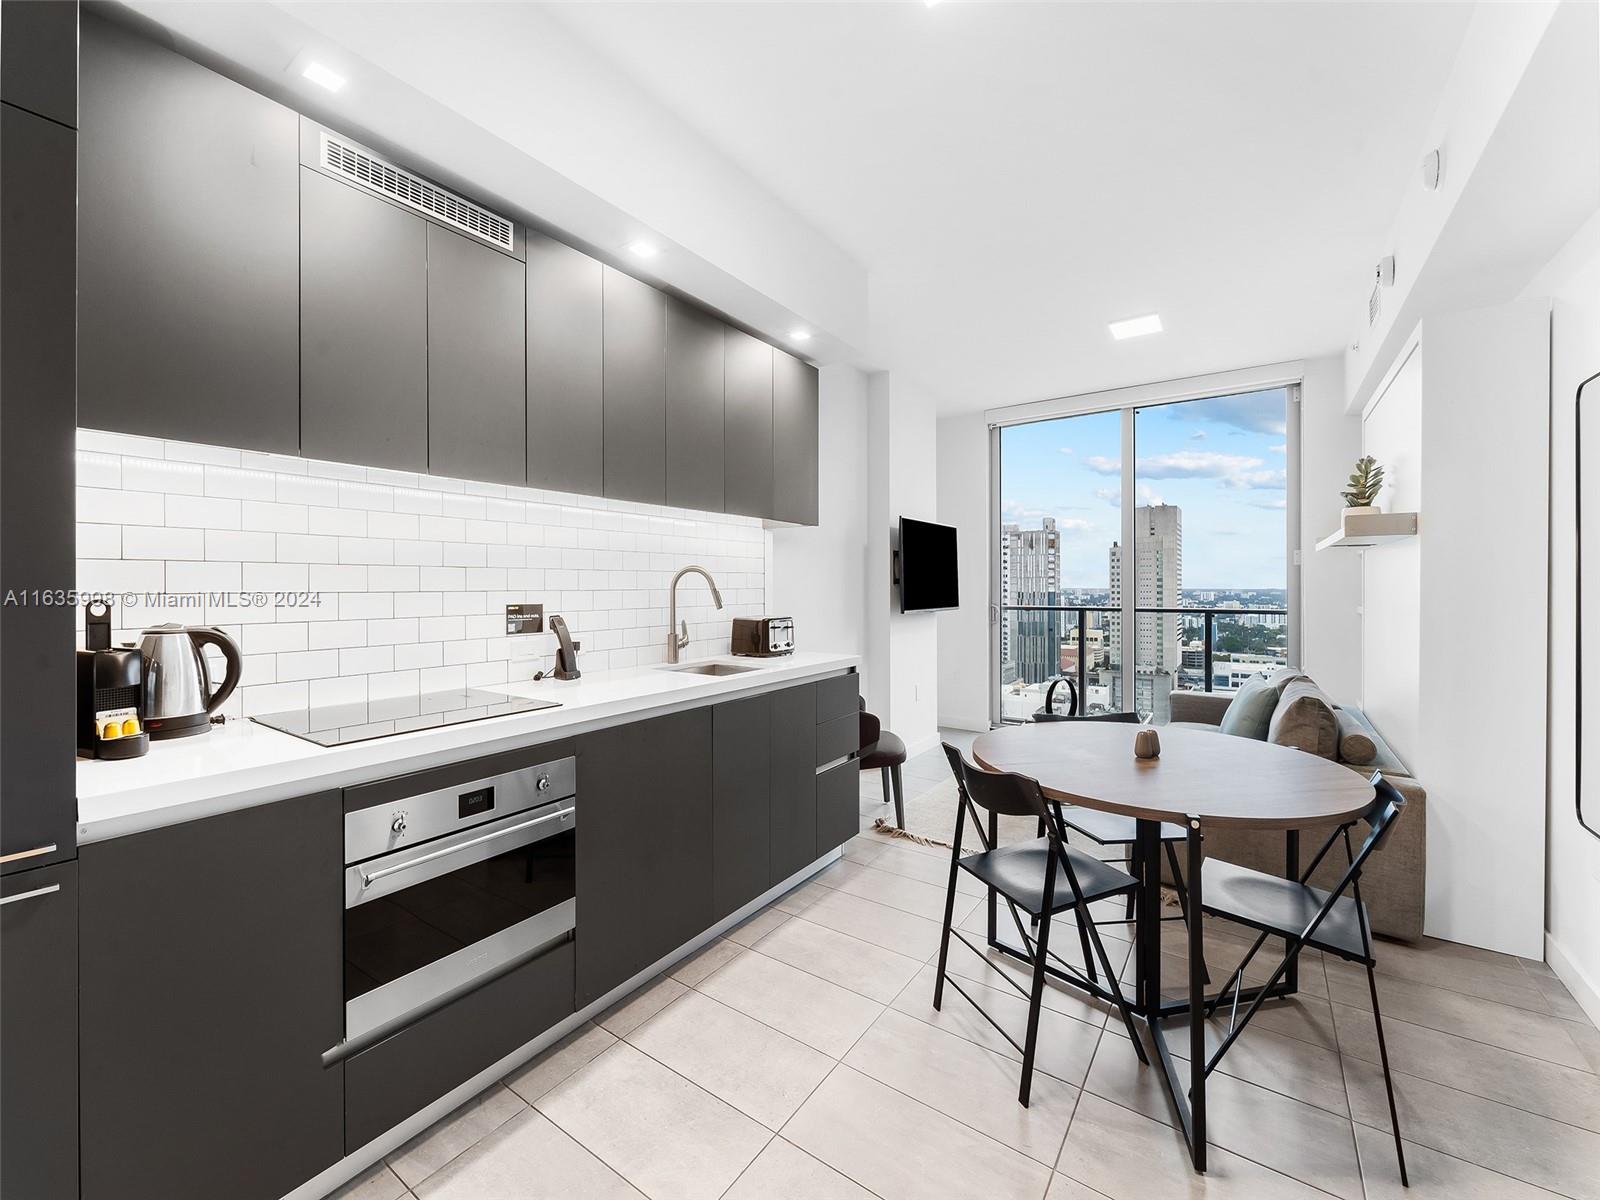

left=1094, top=487, right=1120, bottom=508
left=1086, top=450, right=1284, bottom=491
left=1269, top=443, right=1286, bottom=455
left=1190, top=430, right=1208, bottom=441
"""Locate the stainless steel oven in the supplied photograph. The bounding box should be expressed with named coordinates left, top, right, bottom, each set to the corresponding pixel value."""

left=343, top=756, right=576, bottom=1044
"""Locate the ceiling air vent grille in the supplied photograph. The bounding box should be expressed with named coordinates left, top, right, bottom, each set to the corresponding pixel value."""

left=320, top=133, right=514, bottom=251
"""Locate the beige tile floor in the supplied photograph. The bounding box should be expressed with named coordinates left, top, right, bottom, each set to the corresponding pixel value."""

left=333, top=740, right=1600, bottom=1200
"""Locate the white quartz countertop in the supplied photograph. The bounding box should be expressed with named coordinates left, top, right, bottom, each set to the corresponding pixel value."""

left=75, top=651, right=859, bottom=843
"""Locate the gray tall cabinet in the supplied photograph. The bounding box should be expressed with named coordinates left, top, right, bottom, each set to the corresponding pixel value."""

left=527, top=232, right=605, bottom=494
left=2, top=8, right=80, bottom=1198
left=602, top=267, right=668, bottom=504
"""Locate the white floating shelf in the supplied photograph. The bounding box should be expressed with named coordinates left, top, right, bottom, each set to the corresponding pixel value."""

left=1316, top=511, right=1418, bottom=551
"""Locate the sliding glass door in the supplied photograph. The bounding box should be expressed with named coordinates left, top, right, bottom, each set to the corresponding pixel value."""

left=995, top=386, right=1293, bottom=724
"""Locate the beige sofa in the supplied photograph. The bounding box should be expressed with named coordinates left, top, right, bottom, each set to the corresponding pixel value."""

left=1166, top=683, right=1426, bottom=943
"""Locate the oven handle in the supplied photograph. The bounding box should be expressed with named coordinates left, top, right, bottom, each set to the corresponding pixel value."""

left=359, top=805, right=574, bottom=891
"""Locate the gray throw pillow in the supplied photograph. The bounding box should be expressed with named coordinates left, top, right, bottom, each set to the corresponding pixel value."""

left=1335, top=708, right=1376, bottom=765
left=1218, top=673, right=1278, bottom=740
left=1268, top=680, right=1340, bottom=758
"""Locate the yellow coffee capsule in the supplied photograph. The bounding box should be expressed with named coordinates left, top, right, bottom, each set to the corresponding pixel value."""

left=102, top=721, right=122, bottom=739
left=121, top=718, right=140, bottom=737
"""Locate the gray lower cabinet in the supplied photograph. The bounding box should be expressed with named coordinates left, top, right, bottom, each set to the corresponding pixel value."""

left=576, top=708, right=713, bottom=1006
left=300, top=167, right=429, bottom=471
left=666, top=297, right=726, bottom=512
left=80, top=792, right=344, bottom=1200
left=0, top=861, right=78, bottom=1200
left=527, top=232, right=604, bottom=494
left=345, top=940, right=573, bottom=1153
left=78, top=14, right=301, bottom=453
left=724, top=328, right=774, bottom=517
left=712, top=694, right=773, bottom=919
left=773, top=351, right=821, bottom=525
left=0, top=102, right=76, bottom=872
left=770, top=683, right=820, bottom=883
left=427, top=223, right=527, bottom=484
left=817, top=759, right=863, bottom=855
left=602, top=267, right=667, bottom=504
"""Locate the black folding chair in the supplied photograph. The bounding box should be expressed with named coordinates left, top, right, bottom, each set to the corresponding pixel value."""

left=1197, top=772, right=1411, bottom=1186
left=933, top=743, right=1148, bottom=1106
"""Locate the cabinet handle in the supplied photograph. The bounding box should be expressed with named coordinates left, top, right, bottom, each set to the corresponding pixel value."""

left=1, top=883, right=61, bottom=907
left=0, top=843, right=57, bottom=865
left=360, top=806, right=575, bottom=889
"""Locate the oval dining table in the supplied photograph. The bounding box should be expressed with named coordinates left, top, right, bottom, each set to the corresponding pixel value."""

left=970, top=721, right=1375, bottom=1174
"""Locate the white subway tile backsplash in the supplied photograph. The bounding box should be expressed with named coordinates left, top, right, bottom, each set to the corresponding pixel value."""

left=76, top=431, right=769, bottom=713
left=122, top=525, right=205, bottom=561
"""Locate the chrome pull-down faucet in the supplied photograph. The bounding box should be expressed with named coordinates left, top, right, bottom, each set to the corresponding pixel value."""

left=666, top=565, right=724, bottom=664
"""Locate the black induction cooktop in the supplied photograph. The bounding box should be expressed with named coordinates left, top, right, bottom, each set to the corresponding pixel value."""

left=250, top=688, right=560, bottom=747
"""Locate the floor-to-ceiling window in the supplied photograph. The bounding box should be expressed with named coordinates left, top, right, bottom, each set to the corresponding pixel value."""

left=995, top=385, right=1293, bottom=723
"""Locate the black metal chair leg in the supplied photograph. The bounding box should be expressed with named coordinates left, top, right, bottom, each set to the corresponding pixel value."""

left=880, top=766, right=893, bottom=810
left=933, top=803, right=967, bottom=1012
left=1366, top=956, right=1409, bottom=1186
left=1018, top=888, right=1054, bottom=1107
left=890, top=763, right=905, bottom=830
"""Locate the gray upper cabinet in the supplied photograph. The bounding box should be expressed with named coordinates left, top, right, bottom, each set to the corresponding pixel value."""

left=2, top=0, right=78, bottom=127
left=427, top=224, right=526, bottom=484
left=78, top=15, right=300, bottom=453
left=773, top=351, right=820, bottom=525
left=602, top=267, right=667, bottom=504
left=666, top=298, right=725, bottom=512
left=724, top=328, right=774, bottom=517
left=527, top=233, right=603, bottom=495
left=300, top=168, right=429, bottom=472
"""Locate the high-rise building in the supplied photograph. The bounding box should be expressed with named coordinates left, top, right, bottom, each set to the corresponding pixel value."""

left=1108, top=503, right=1183, bottom=716
left=1000, top=518, right=1061, bottom=686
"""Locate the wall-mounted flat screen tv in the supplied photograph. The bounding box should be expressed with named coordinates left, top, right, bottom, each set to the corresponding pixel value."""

left=898, top=517, right=959, bottom=613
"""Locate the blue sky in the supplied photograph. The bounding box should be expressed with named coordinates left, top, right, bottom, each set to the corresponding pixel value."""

left=999, top=389, right=1288, bottom=590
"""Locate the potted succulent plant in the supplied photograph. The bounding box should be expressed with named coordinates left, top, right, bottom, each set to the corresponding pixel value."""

left=1342, top=455, right=1384, bottom=517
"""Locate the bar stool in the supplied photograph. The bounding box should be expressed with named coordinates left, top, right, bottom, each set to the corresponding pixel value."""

left=859, top=701, right=906, bottom=828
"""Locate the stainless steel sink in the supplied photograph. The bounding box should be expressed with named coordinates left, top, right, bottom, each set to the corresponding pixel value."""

left=661, top=662, right=759, bottom=676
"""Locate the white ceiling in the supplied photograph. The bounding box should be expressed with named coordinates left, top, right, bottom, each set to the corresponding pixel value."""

left=539, top=1, right=1474, bottom=411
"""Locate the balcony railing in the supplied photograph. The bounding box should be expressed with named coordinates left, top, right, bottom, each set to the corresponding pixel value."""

left=998, top=604, right=1290, bottom=723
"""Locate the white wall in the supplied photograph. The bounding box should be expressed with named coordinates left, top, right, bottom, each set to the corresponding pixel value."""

left=1359, top=349, right=1424, bottom=768
left=936, top=412, right=991, bottom=732
left=1360, top=302, right=1551, bottom=957
left=769, top=364, right=871, bottom=662
left=865, top=372, right=940, bottom=755
left=1298, top=356, right=1363, bottom=700
left=1530, top=208, right=1600, bottom=1021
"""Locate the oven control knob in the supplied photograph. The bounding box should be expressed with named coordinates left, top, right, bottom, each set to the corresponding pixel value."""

left=536, top=775, right=551, bottom=793
left=391, top=812, right=407, bottom=835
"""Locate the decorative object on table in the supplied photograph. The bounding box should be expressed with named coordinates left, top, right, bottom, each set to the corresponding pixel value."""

left=1341, top=454, right=1385, bottom=515
left=1577, top=369, right=1600, bottom=839
left=1134, top=723, right=1161, bottom=760
left=1031, top=676, right=1078, bottom=722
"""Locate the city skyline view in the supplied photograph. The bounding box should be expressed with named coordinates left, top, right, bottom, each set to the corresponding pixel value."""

left=998, top=388, right=1289, bottom=591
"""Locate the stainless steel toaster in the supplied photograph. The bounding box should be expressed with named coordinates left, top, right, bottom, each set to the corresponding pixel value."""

left=731, top=616, right=794, bottom=657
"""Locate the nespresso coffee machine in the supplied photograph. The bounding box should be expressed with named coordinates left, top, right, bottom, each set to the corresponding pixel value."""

left=77, top=602, right=148, bottom=759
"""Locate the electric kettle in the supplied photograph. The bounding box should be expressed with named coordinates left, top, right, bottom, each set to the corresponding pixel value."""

left=140, top=624, right=243, bottom=739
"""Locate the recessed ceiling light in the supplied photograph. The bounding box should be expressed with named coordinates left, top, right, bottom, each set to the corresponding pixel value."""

left=301, top=62, right=346, bottom=93
left=627, top=241, right=659, bottom=259
left=789, top=330, right=812, bottom=342
left=1109, top=313, right=1163, bottom=340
